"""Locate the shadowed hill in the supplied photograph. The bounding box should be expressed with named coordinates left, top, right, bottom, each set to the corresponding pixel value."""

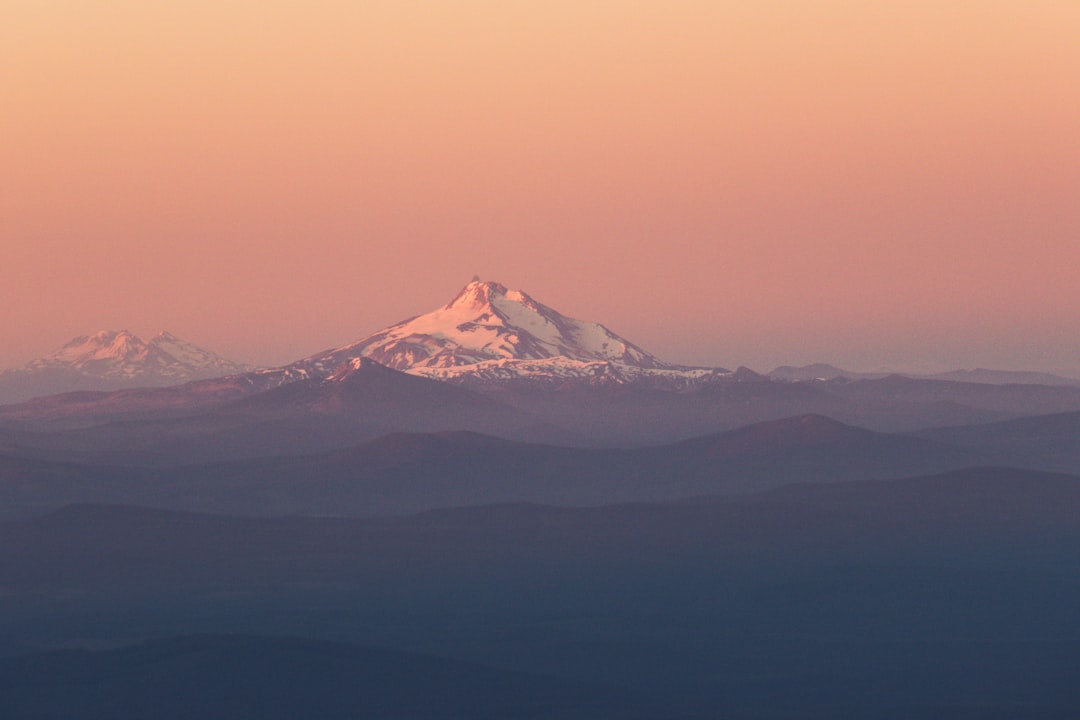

left=918, top=409, right=1080, bottom=475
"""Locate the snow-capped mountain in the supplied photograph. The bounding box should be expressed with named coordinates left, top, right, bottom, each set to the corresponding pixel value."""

left=0, top=330, right=250, bottom=404
left=28, top=330, right=247, bottom=380
left=303, top=279, right=730, bottom=387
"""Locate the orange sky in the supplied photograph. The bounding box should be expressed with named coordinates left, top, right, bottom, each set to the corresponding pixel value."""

left=2, top=1, right=1078, bottom=373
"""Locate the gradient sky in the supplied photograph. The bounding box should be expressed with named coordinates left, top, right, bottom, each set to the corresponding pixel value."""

left=3, top=1, right=1078, bottom=374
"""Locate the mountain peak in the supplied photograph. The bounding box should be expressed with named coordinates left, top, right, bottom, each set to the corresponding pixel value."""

left=55, top=329, right=149, bottom=364
left=445, top=279, right=511, bottom=311
left=1, top=330, right=251, bottom=403
left=63, top=329, right=133, bottom=348
left=308, top=280, right=674, bottom=375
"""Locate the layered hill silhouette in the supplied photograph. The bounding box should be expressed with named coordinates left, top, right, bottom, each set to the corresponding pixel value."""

left=7, top=367, right=1080, bottom=459
left=2, top=467, right=1079, bottom=718
left=4, top=465, right=1078, bottom=594
left=0, top=415, right=988, bottom=516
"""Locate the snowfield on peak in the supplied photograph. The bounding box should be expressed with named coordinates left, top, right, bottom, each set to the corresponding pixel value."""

left=302, top=279, right=730, bottom=387
left=412, top=357, right=734, bottom=389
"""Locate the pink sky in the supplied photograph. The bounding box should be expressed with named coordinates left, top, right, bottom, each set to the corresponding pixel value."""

left=2, top=1, right=1078, bottom=374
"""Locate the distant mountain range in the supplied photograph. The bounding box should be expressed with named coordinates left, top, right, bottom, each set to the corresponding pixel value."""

left=769, top=362, right=1080, bottom=386
left=0, top=279, right=732, bottom=407
left=0, top=330, right=250, bottom=404
left=4, top=281, right=1077, bottom=410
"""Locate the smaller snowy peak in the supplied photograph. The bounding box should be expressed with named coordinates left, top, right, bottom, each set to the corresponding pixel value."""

left=310, top=279, right=672, bottom=374
left=43, top=330, right=155, bottom=371
left=21, top=330, right=250, bottom=382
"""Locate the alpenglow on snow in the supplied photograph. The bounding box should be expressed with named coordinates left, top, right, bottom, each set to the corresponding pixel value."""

left=299, top=279, right=731, bottom=386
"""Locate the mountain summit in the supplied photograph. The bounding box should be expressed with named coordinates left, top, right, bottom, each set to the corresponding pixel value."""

left=28, top=329, right=248, bottom=380
left=0, top=330, right=250, bottom=404
left=304, top=279, right=728, bottom=387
